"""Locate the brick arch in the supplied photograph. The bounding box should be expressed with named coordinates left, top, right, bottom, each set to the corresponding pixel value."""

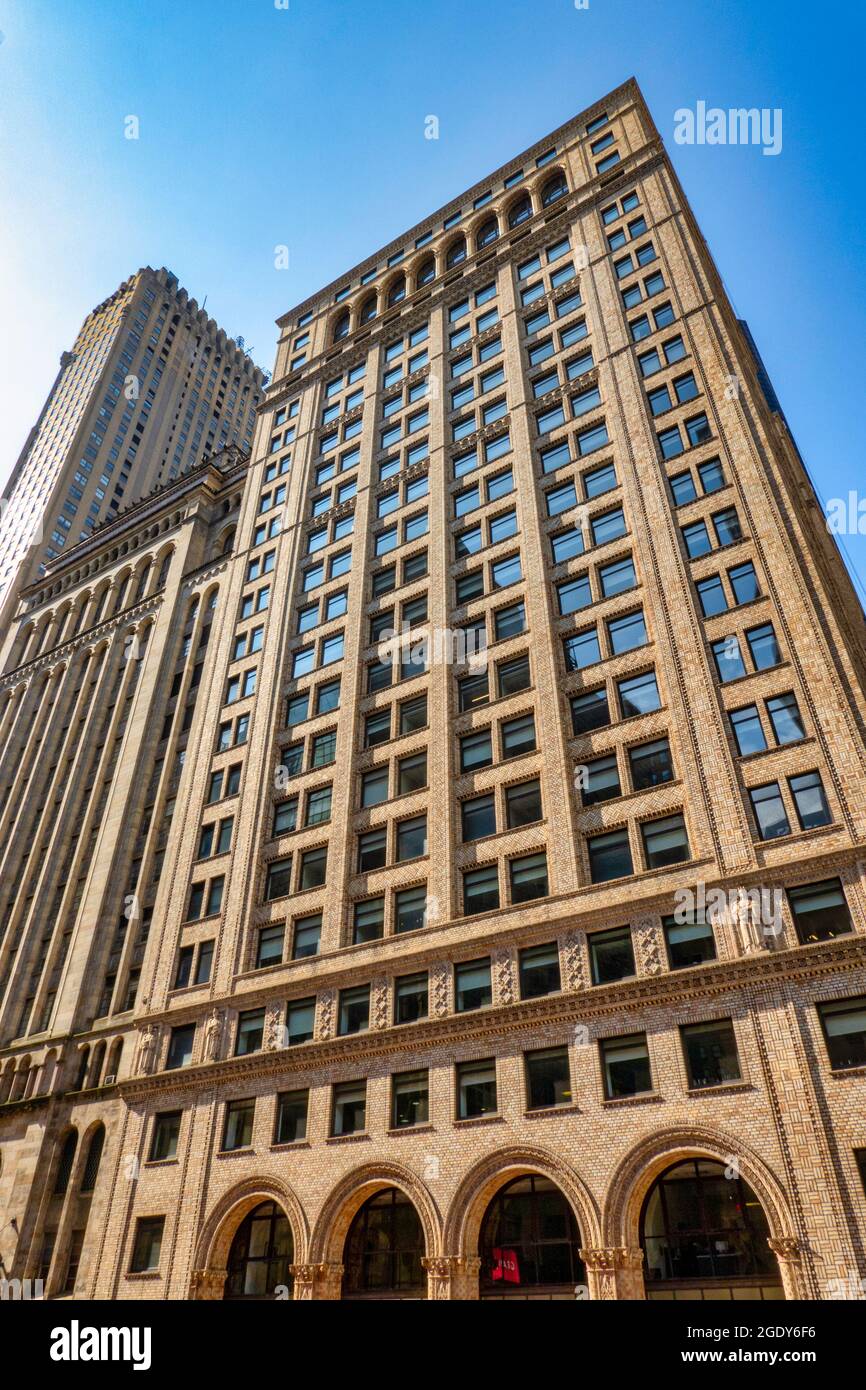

left=309, top=1161, right=442, bottom=1266
left=602, top=1124, right=797, bottom=1250
left=194, top=1177, right=310, bottom=1283
left=443, top=1144, right=601, bottom=1258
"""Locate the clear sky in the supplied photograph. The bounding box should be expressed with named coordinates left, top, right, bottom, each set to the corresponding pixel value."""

left=0, top=0, right=863, bottom=592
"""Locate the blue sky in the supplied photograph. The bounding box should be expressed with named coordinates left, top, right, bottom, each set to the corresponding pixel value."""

left=0, top=0, right=863, bottom=592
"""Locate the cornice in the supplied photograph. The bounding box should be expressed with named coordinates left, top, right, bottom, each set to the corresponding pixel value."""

left=115, top=934, right=866, bottom=1104
left=276, top=78, right=643, bottom=326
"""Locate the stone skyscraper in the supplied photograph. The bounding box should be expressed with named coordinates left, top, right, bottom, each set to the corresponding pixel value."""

left=0, top=80, right=864, bottom=1303
left=0, top=266, right=264, bottom=626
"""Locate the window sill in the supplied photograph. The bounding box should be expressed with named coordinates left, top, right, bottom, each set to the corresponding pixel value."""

left=270, top=1140, right=312, bottom=1152
left=828, top=1065, right=866, bottom=1080
left=602, top=1091, right=663, bottom=1108
left=386, top=1123, right=435, bottom=1137
left=454, top=1113, right=505, bottom=1129
left=327, top=1131, right=371, bottom=1145
left=125, top=1271, right=162, bottom=1282
left=217, top=1146, right=255, bottom=1158
left=686, top=1081, right=753, bottom=1098
left=524, top=1102, right=581, bottom=1118
left=143, top=1158, right=179, bottom=1170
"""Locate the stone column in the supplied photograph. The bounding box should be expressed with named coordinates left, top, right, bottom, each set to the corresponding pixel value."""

left=580, top=1247, right=646, bottom=1300
left=422, top=1255, right=481, bottom=1300
left=768, top=1238, right=807, bottom=1300
left=189, top=1267, right=227, bottom=1300
left=290, top=1262, right=344, bottom=1300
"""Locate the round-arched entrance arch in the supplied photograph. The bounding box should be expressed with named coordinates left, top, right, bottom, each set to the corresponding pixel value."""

left=225, top=1200, right=294, bottom=1299
left=479, top=1174, right=584, bottom=1300
left=343, top=1188, right=426, bottom=1300
left=640, top=1159, right=783, bottom=1300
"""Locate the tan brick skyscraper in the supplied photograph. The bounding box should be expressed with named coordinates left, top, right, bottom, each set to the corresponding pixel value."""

left=1, top=79, right=865, bottom=1303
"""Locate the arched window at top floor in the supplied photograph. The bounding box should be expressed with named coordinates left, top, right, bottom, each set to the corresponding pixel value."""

left=476, top=216, right=499, bottom=249
left=541, top=171, right=568, bottom=206
left=508, top=193, right=533, bottom=228
left=387, top=274, right=406, bottom=307
left=446, top=235, right=467, bottom=269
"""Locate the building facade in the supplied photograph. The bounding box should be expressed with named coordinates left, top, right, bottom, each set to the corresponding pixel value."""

left=0, top=266, right=264, bottom=626
left=1, top=79, right=865, bottom=1303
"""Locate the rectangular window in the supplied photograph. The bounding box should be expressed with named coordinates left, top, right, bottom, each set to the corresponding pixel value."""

left=509, top=851, right=549, bottom=903
left=130, top=1217, right=165, bottom=1273
left=166, top=1024, right=195, bottom=1070
left=571, top=688, right=610, bottom=734
left=235, top=1008, right=265, bottom=1056
left=589, top=926, right=635, bottom=984
left=332, top=1081, right=367, bottom=1136
left=601, top=1033, right=651, bottom=1099
left=767, top=692, right=804, bottom=745
left=564, top=627, right=600, bottom=671
left=525, top=1046, right=572, bottom=1109
left=730, top=704, right=767, bottom=756
left=275, top=1089, right=309, bottom=1144
left=501, top=712, right=536, bottom=758
left=641, top=813, right=690, bottom=868
left=394, top=971, right=428, bottom=1026
left=588, top=828, right=633, bottom=883
left=455, top=957, right=492, bottom=1011
left=519, top=942, right=560, bottom=999
left=749, top=782, right=791, bottom=840
left=681, top=1019, right=740, bottom=1088
left=293, top=914, right=321, bottom=959
left=222, top=1098, right=255, bottom=1151
left=256, top=924, right=285, bottom=969
left=339, top=985, right=370, bottom=1035
left=149, top=1111, right=182, bottom=1163
left=788, top=878, right=850, bottom=944
left=663, top=913, right=716, bottom=970
left=353, top=897, right=385, bottom=944
left=629, top=737, right=673, bottom=789
left=818, top=997, right=866, bottom=1071
left=265, top=857, right=293, bottom=901
left=392, top=1069, right=429, bottom=1128
left=457, top=1058, right=497, bottom=1118
left=395, top=885, right=427, bottom=934
left=581, top=753, right=620, bottom=805
left=746, top=623, right=781, bottom=670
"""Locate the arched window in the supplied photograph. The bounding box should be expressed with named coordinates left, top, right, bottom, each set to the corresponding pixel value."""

left=225, top=1201, right=293, bottom=1299
left=113, top=575, right=130, bottom=614
left=415, top=256, right=436, bottom=288
left=344, top=1188, right=425, bottom=1298
left=156, top=553, right=172, bottom=590
left=387, top=274, right=406, bottom=307
left=134, top=565, right=151, bottom=602
left=479, top=1175, right=583, bottom=1297
left=446, top=236, right=467, bottom=269
left=541, top=171, right=568, bottom=206
left=641, top=1159, right=781, bottom=1299
left=333, top=311, right=350, bottom=342
left=359, top=293, right=377, bottom=323
left=54, top=1130, right=78, bottom=1195
left=80, top=1126, right=105, bottom=1194
left=74, top=1048, right=90, bottom=1092
left=508, top=193, right=533, bottom=228
left=476, top=216, right=499, bottom=249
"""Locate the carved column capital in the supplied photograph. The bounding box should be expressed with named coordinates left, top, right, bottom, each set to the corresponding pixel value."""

left=580, top=1246, right=645, bottom=1300
left=422, top=1254, right=482, bottom=1300
left=289, top=1262, right=344, bottom=1300
left=767, top=1236, right=802, bottom=1262
left=189, top=1266, right=227, bottom=1300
